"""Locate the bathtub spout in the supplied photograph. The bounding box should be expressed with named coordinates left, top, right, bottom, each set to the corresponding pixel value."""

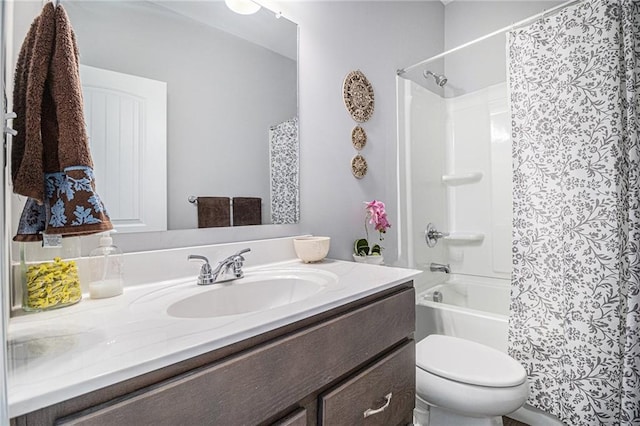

left=430, top=262, right=451, bottom=273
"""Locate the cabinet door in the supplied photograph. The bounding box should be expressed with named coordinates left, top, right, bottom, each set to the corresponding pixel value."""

left=319, top=341, right=415, bottom=426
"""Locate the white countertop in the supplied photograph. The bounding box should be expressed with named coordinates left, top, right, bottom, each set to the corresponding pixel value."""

left=7, top=257, right=420, bottom=418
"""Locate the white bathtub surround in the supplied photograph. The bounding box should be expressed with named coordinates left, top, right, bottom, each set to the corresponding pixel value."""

left=509, top=1, right=640, bottom=424
left=396, top=78, right=512, bottom=294
left=6, top=236, right=421, bottom=418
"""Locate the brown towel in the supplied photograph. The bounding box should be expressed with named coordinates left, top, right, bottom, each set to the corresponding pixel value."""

left=12, top=3, right=112, bottom=241
left=10, top=9, right=41, bottom=190
left=233, top=197, right=262, bottom=226
left=197, top=197, right=231, bottom=228
left=11, top=4, right=54, bottom=198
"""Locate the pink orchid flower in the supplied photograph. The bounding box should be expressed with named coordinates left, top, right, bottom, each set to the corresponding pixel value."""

left=365, top=200, right=391, bottom=236
left=355, top=200, right=392, bottom=256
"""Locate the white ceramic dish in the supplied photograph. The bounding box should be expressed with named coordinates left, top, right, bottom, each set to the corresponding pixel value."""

left=293, top=236, right=330, bottom=263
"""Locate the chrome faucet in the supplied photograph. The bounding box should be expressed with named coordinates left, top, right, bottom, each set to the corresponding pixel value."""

left=188, top=248, right=251, bottom=285
left=429, top=262, right=450, bottom=273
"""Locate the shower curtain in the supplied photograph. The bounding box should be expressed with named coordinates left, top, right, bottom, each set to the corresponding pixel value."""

left=509, top=1, right=640, bottom=424
left=269, top=117, right=299, bottom=224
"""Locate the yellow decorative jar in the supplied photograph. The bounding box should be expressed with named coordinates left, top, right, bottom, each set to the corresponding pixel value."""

left=20, top=237, right=82, bottom=312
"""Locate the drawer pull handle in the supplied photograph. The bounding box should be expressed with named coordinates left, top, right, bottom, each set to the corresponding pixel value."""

left=363, top=392, right=393, bottom=418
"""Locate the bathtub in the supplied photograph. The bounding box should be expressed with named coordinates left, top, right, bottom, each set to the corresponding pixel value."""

left=416, top=275, right=509, bottom=352
left=415, top=274, right=564, bottom=426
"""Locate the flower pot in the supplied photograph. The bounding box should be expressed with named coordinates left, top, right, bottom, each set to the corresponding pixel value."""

left=352, top=253, right=384, bottom=265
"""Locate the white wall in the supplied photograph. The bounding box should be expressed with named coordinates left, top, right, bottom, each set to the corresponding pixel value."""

left=288, top=1, right=445, bottom=263
left=444, top=1, right=563, bottom=49
left=443, top=1, right=562, bottom=95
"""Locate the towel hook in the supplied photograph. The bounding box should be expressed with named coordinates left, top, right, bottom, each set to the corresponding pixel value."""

left=188, top=196, right=197, bottom=204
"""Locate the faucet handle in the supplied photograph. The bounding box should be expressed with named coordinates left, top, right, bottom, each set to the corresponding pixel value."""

left=425, top=223, right=450, bottom=248
left=188, top=255, right=215, bottom=285
left=230, top=248, right=250, bottom=278
left=234, top=248, right=251, bottom=259
left=188, top=254, right=209, bottom=264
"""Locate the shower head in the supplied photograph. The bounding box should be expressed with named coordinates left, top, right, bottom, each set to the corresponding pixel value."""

left=424, top=70, right=448, bottom=87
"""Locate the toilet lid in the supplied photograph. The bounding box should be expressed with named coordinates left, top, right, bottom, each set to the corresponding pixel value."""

left=416, top=335, right=527, bottom=387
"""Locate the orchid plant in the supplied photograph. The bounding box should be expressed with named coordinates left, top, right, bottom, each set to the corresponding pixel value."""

left=354, top=200, right=391, bottom=257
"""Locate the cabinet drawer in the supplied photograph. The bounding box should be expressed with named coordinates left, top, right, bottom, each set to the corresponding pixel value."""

left=319, top=341, right=415, bottom=426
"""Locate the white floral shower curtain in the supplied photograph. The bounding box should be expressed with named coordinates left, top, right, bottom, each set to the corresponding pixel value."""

left=269, top=117, right=299, bottom=224
left=509, top=1, right=640, bottom=424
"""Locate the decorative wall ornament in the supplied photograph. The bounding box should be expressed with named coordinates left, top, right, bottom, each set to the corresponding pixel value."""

left=351, top=154, right=368, bottom=179
left=351, top=125, right=367, bottom=150
left=342, top=70, right=375, bottom=122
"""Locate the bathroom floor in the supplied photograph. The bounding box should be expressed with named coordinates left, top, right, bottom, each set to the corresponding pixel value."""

left=503, top=417, right=530, bottom=426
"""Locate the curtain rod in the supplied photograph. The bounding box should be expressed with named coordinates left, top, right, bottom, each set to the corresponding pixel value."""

left=397, top=0, right=584, bottom=76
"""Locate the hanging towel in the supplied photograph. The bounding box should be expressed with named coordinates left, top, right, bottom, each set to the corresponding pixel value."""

left=197, top=197, right=231, bottom=228
left=12, top=3, right=112, bottom=241
left=11, top=3, right=52, bottom=200
left=232, top=197, right=262, bottom=226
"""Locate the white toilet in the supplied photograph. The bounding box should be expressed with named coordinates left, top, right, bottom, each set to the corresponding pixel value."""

left=414, top=334, right=529, bottom=426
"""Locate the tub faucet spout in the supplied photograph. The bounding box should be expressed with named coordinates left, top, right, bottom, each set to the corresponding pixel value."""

left=430, top=262, right=450, bottom=273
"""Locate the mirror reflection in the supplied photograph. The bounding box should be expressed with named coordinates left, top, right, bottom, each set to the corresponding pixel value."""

left=11, top=0, right=299, bottom=234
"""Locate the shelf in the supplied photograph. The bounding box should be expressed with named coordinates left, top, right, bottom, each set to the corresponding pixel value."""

left=443, top=233, right=485, bottom=243
left=441, top=172, right=483, bottom=185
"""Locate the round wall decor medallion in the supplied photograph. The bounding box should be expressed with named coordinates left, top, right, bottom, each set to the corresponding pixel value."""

left=343, top=70, right=375, bottom=123
left=351, top=125, right=367, bottom=150
left=351, top=154, right=368, bottom=179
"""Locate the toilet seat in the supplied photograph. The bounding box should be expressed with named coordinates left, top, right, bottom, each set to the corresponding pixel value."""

left=416, top=334, right=526, bottom=387
left=416, top=367, right=529, bottom=418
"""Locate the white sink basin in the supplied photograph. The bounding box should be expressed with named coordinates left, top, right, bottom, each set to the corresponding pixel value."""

left=131, top=269, right=339, bottom=319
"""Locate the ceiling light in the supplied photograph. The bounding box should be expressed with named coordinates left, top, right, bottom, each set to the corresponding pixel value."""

left=224, top=0, right=261, bottom=15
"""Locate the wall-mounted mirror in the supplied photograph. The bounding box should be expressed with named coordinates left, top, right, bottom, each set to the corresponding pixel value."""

left=9, top=0, right=299, bottom=236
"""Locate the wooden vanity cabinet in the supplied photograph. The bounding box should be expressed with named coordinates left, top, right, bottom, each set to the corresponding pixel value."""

left=11, top=283, right=415, bottom=426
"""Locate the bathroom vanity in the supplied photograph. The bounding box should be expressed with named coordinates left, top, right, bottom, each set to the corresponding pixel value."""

left=7, top=239, right=419, bottom=426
